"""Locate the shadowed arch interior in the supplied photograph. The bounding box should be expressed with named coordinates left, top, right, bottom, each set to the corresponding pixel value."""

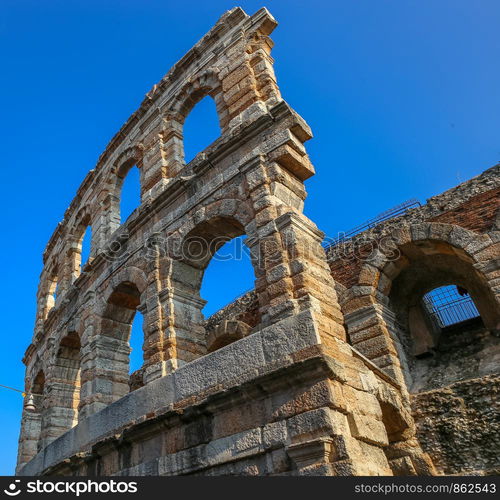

left=31, top=370, right=45, bottom=452
left=31, top=370, right=45, bottom=399
left=388, top=241, right=498, bottom=344
left=380, top=239, right=500, bottom=391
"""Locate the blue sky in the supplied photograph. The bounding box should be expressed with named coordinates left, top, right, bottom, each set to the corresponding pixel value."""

left=0, top=0, right=499, bottom=475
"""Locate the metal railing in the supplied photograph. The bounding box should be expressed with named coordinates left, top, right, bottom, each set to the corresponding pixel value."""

left=423, top=290, right=480, bottom=327
left=324, top=198, right=421, bottom=249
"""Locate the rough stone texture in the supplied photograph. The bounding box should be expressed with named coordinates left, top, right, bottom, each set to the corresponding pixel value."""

left=17, top=7, right=498, bottom=478
left=18, top=317, right=429, bottom=477
left=205, top=291, right=259, bottom=334
left=412, top=376, right=500, bottom=475
left=17, top=8, right=433, bottom=477
left=327, top=162, right=500, bottom=475
left=410, top=318, right=499, bottom=392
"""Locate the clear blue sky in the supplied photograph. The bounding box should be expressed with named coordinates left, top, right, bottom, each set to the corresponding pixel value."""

left=1, top=0, right=499, bottom=475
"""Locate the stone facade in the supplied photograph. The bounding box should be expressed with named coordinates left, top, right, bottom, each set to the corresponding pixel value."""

left=326, top=165, right=500, bottom=475
left=16, top=7, right=498, bottom=477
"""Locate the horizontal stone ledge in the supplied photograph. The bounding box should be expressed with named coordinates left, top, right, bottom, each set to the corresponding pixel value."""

left=29, top=354, right=340, bottom=476
left=18, top=311, right=327, bottom=476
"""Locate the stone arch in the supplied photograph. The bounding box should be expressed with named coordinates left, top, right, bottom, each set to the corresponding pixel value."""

left=103, top=265, right=149, bottom=300
left=65, top=206, right=93, bottom=284
left=344, top=222, right=500, bottom=388
left=161, top=69, right=227, bottom=176
left=370, top=223, right=499, bottom=328
left=20, top=7, right=393, bottom=474
left=99, top=145, right=145, bottom=241
left=168, top=69, right=225, bottom=128
left=174, top=198, right=255, bottom=243
left=79, top=265, right=148, bottom=418
left=165, top=214, right=256, bottom=365
left=31, top=369, right=46, bottom=412
left=39, top=331, right=81, bottom=446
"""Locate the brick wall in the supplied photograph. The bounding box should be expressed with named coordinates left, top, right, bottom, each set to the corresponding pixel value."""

left=430, top=187, right=500, bottom=233
left=327, top=167, right=500, bottom=288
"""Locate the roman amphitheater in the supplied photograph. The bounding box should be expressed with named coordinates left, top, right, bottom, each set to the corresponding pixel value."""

left=17, top=7, right=499, bottom=476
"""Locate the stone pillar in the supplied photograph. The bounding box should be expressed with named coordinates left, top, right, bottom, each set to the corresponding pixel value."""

left=56, top=241, right=80, bottom=299
left=155, top=288, right=207, bottom=374
left=16, top=406, right=42, bottom=473
left=340, top=294, right=436, bottom=474
left=245, top=26, right=282, bottom=107
left=38, top=336, right=81, bottom=445
left=140, top=242, right=208, bottom=383
left=92, top=191, right=121, bottom=255
left=39, top=382, right=77, bottom=446
left=343, top=296, right=409, bottom=391
left=79, top=335, right=130, bottom=419
left=275, top=212, right=346, bottom=340
left=140, top=125, right=168, bottom=201
left=159, top=118, right=184, bottom=179
left=243, top=156, right=346, bottom=345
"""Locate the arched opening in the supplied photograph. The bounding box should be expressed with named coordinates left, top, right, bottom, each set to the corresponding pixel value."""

left=373, top=235, right=500, bottom=475
left=382, top=239, right=500, bottom=392
left=182, top=96, right=221, bottom=163
left=32, top=370, right=45, bottom=407
left=101, top=281, right=144, bottom=395
left=129, top=310, right=144, bottom=391
left=44, top=272, right=58, bottom=317
left=68, top=211, right=92, bottom=282
left=119, top=165, right=141, bottom=224
left=172, top=217, right=259, bottom=360
left=201, top=235, right=255, bottom=317
left=80, top=225, right=92, bottom=272
left=43, top=332, right=81, bottom=443
left=70, top=224, right=92, bottom=281
left=51, top=282, right=58, bottom=304
left=201, top=235, right=257, bottom=353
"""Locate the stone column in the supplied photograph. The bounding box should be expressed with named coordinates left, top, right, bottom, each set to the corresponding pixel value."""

left=152, top=288, right=207, bottom=376
left=39, top=380, right=78, bottom=446
left=92, top=191, right=121, bottom=255
left=79, top=335, right=130, bottom=419
left=16, top=406, right=42, bottom=473
left=343, top=295, right=409, bottom=391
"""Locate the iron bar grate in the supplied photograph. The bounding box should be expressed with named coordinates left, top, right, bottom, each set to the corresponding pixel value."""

left=423, top=285, right=480, bottom=327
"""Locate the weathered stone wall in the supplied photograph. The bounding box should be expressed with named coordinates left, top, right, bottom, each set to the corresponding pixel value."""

left=412, top=375, right=500, bottom=475
left=410, top=319, right=498, bottom=392
left=18, top=6, right=498, bottom=477
left=328, top=164, right=500, bottom=289
left=410, top=321, right=500, bottom=475
left=327, top=165, right=500, bottom=475
left=205, top=291, right=259, bottom=333
left=20, top=322, right=428, bottom=477
left=18, top=7, right=434, bottom=477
